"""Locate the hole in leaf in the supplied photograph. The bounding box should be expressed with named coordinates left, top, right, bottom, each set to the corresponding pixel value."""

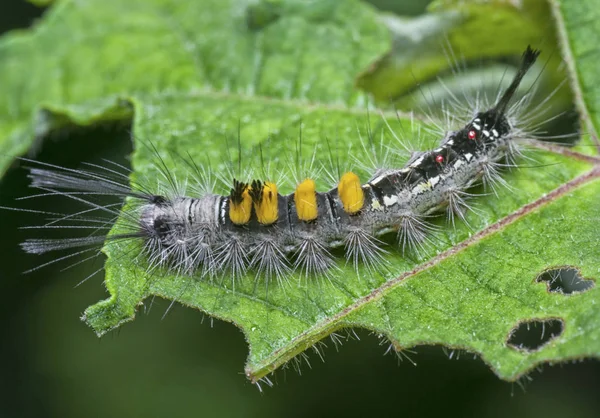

left=536, top=267, right=595, bottom=294
left=507, top=318, right=564, bottom=351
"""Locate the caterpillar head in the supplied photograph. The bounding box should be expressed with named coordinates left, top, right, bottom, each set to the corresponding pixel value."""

left=466, top=110, right=511, bottom=144
left=448, top=45, right=540, bottom=152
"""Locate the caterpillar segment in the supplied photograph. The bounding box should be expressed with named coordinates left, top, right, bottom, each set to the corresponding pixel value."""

left=294, top=179, right=319, bottom=222
left=250, top=180, right=279, bottom=225
left=338, top=172, right=364, bottom=215
left=228, top=179, right=252, bottom=225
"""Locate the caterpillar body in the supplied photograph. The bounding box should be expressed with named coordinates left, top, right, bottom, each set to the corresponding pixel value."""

left=22, top=46, right=541, bottom=283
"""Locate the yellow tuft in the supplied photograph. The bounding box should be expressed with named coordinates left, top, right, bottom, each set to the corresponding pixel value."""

left=294, top=179, right=318, bottom=221
left=255, top=181, right=279, bottom=225
left=229, top=185, right=252, bottom=225
left=338, top=172, right=364, bottom=214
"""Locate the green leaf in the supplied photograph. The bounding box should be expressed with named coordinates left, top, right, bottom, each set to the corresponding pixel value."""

left=89, top=100, right=600, bottom=382
left=356, top=0, right=572, bottom=118
left=2, top=0, right=599, bottom=384
left=551, top=0, right=600, bottom=155
left=0, top=0, right=388, bottom=175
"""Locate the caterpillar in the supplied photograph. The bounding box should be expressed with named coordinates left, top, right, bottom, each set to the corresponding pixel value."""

left=19, top=46, right=542, bottom=285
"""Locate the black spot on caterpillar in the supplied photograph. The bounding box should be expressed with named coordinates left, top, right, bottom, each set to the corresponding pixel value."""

left=15, top=46, right=548, bottom=284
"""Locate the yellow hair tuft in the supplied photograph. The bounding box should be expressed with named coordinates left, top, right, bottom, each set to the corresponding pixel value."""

left=338, top=172, right=364, bottom=214
left=254, top=181, right=279, bottom=225
left=229, top=183, right=252, bottom=225
left=294, top=179, right=318, bottom=221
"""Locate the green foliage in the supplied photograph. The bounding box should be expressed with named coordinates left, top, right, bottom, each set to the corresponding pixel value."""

left=357, top=0, right=562, bottom=103
left=1, top=0, right=599, bottom=383
left=0, top=0, right=387, bottom=174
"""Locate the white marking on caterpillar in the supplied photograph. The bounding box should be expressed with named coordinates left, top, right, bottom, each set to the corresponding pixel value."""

left=453, top=160, right=466, bottom=170
left=383, top=195, right=398, bottom=207
left=410, top=157, right=425, bottom=167
left=371, top=199, right=383, bottom=211
left=370, top=174, right=386, bottom=183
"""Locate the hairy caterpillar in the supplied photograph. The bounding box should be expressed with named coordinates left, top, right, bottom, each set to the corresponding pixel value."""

left=18, top=46, right=543, bottom=285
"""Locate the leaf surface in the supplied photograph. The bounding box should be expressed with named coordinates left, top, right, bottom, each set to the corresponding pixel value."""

left=0, top=0, right=387, bottom=174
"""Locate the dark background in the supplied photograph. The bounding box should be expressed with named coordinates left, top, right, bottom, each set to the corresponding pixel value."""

left=1, top=1, right=599, bottom=417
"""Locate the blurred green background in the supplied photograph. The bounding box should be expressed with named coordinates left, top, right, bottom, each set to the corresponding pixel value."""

left=1, top=1, right=599, bottom=417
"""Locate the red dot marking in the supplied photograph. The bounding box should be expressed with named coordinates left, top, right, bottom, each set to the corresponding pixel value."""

left=435, top=155, right=444, bottom=163
left=468, top=130, right=477, bottom=140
